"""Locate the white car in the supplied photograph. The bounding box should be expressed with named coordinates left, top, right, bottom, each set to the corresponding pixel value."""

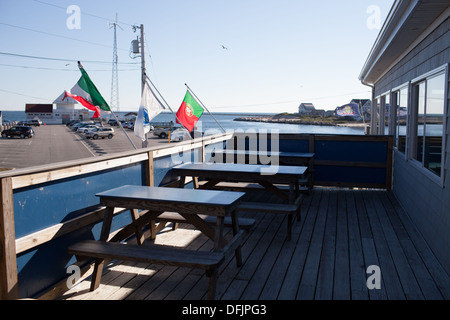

left=77, top=125, right=98, bottom=133
left=169, top=128, right=191, bottom=142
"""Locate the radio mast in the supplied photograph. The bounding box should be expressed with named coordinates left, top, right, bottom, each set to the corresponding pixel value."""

left=109, top=13, right=122, bottom=113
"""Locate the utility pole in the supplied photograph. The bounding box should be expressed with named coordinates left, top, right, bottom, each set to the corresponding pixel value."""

left=133, top=24, right=147, bottom=147
left=140, top=24, right=146, bottom=95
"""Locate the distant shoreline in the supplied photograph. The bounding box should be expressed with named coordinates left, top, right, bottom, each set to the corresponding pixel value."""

left=233, top=114, right=368, bottom=128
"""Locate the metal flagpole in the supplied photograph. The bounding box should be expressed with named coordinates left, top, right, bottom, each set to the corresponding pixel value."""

left=77, top=61, right=137, bottom=150
left=184, top=83, right=226, bottom=133
left=145, top=74, right=193, bottom=139
left=109, top=109, right=137, bottom=149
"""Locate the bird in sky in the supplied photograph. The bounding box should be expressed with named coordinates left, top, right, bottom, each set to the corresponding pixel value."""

left=221, top=45, right=228, bottom=50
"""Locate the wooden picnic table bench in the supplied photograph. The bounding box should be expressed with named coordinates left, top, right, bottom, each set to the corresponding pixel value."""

left=68, top=185, right=246, bottom=300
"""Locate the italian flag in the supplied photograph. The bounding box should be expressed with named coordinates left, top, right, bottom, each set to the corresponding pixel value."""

left=176, top=90, right=204, bottom=132
left=63, top=62, right=111, bottom=118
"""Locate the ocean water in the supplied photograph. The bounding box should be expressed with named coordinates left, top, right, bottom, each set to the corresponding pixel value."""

left=1, top=110, right=365, bottom=135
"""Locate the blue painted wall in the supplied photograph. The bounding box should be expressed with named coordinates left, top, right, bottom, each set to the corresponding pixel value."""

left=14, top=163, right=145, bottom=298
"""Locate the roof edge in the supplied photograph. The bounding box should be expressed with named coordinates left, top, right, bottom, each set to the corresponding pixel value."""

left=359, top=0, right=419, bottom=84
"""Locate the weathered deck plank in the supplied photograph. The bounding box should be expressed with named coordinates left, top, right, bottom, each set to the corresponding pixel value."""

left=60, top=189, right=449, bottom=300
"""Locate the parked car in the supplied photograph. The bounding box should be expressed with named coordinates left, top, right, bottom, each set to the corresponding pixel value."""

left=1, top=126, right=34, bottom=139
left=122, top=122, right=133, bottom=129
left=72, top=121, right=94, bottom=131
left=18, top=120, right=41, bottom=127
left=108, top=119, right=124, bottom=126
left=27, top=119, right=41, bottom=126
left=85, top=127, right=115, bottom=140
left=66, top=120, right=80, bottom=127
left=153, top=126, right=178, bottom=139
left=77, top=125, right=98, bottom=133
left=169, top=128, right=191, bottom=142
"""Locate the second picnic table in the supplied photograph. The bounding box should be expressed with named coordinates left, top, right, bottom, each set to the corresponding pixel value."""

left=170, top=162, right=307, bottom=239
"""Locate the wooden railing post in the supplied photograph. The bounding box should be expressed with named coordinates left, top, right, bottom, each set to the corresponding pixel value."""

left=146, top=151, right=154, bottom=187
left=386, top=136, right=393, bottom=191
left=0, top=177, right=18, bottom=299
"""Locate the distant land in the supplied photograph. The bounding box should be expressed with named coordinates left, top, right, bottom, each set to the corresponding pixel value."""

left=234, top=113, right=367, bottom=128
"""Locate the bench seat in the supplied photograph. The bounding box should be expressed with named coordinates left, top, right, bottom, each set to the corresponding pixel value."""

left=153, top=212, right=255, bottom=229
left=236, top=195, right=303, bottom=240
left=197, top=180, right=310, bottom=193
left=68, top=240, right=224, bottom=270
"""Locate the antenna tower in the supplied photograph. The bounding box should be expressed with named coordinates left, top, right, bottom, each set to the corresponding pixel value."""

left=109, top=14, right=123, bottom=113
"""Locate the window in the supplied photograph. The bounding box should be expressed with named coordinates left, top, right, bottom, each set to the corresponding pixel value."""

left=371, top=97, right=380, bottom=135
left=411, top=71, right=446, bottom=178
left=382, top=94, right=390, bottom=135
left=392, top=87, right=408, bottom=153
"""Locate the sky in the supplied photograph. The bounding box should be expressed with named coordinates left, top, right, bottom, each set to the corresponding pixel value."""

left=0, top=0, right=394, bottom=113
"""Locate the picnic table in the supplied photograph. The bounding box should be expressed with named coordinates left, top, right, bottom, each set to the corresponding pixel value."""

left=170, top=162, right=307, bottom=239
left=212, top=149, right=314, bottom=191
left=68, top=185, right=246, bottom=299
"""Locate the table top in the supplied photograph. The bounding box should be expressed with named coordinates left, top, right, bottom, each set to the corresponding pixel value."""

left=214, top=149, right=315, bottom=158
left=96, top=185, right=245, bottom=207
left=172, top=162, right=307, bottom=176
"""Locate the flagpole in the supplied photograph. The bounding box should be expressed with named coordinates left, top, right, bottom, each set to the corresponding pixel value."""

left=145, top=74, right=193, bottom=139
left=184, top=83, right=226, bottom=133
left=110, top=110, right=138, bottom=149
left=76, top=61, right=137, bottom=150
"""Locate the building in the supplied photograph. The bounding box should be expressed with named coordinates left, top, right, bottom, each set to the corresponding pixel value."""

left=24, top=93, right=90, bottom=124
left=359, top=0, right=449, bottom=270
left=25, top=104, right=53, bottom=122
left=298, top=103, right=316, bottom=115
left=52, top=91, right=90, bottom=124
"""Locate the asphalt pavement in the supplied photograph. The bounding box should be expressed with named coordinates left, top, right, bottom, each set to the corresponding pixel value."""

left=0, top=124, right=170, bottom=170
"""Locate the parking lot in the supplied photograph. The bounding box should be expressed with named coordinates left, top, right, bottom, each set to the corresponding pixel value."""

left=0, top=124, right=171, bottom=170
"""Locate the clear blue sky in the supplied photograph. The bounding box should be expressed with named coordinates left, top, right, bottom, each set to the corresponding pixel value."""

left=0, top=0, right=394, bottom=113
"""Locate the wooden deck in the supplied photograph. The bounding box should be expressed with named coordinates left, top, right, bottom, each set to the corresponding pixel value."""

left=59, top=188, right=450, bottom=300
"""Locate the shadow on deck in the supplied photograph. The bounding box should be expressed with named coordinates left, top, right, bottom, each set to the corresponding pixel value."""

left=60, top=188, right=450, bottom=300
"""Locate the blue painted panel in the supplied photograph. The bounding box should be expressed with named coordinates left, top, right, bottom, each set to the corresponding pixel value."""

left=314, top=165, right=387, bottom=185
left=14, top=163, right=144, bottom=238
left=14, top=162, right=145, bottom=298
left=314, top=140, right=388, bottom=163
left=278, top=139, right=310, bottom=153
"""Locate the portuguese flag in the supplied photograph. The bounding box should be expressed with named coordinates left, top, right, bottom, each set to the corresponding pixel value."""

left=63, top=62, right=111, bottom=118
left=176, top=90, right=204, bottom=132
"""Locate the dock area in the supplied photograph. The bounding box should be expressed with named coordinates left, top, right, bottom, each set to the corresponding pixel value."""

left=59, top=188, right=450, bottom=301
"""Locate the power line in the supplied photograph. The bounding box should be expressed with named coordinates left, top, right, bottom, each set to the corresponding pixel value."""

left=0, top=88, right=49, bottom=101
left=0, top=51, right=139, bottom=65
left=0, top=63, right=140, bottom=72
left=0, top=22, right=130, bottom=52
left=30, top=0, right=135, bottom=27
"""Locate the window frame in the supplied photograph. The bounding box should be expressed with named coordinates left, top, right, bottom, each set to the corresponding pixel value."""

left=408, top=65, right=448, bottom=186
left=391, top=82, right=410, bottom=156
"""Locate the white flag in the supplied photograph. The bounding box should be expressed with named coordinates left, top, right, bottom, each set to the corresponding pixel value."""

left=134, top=82, right=165, bottom=141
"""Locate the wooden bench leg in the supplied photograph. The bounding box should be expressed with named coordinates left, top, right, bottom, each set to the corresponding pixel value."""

left=90, top=206, right=114, bottom=291
left=90, top=258, right=105, bottom=291
left=287, top=214, right=293, bottom=241
left=231, top=210, right=242, bottom=267
left=207, top=269, right=218, bottom=300
left=131, top=209, right=145, bottom=245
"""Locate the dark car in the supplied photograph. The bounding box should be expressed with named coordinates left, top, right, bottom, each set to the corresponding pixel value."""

left=18, top=120, right=41, bottom=127
left=27, top=120, right=41, bottom=127
left=1, top=126, right=34, bottom=139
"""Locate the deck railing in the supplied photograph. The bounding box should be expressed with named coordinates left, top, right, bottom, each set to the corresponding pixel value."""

left=0, top=132, right=393, bottom=299
left=231, top=133, right=393, bottom=190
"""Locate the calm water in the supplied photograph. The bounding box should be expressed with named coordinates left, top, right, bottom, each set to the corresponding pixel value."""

left=1, top=110, right=365, bottom=135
